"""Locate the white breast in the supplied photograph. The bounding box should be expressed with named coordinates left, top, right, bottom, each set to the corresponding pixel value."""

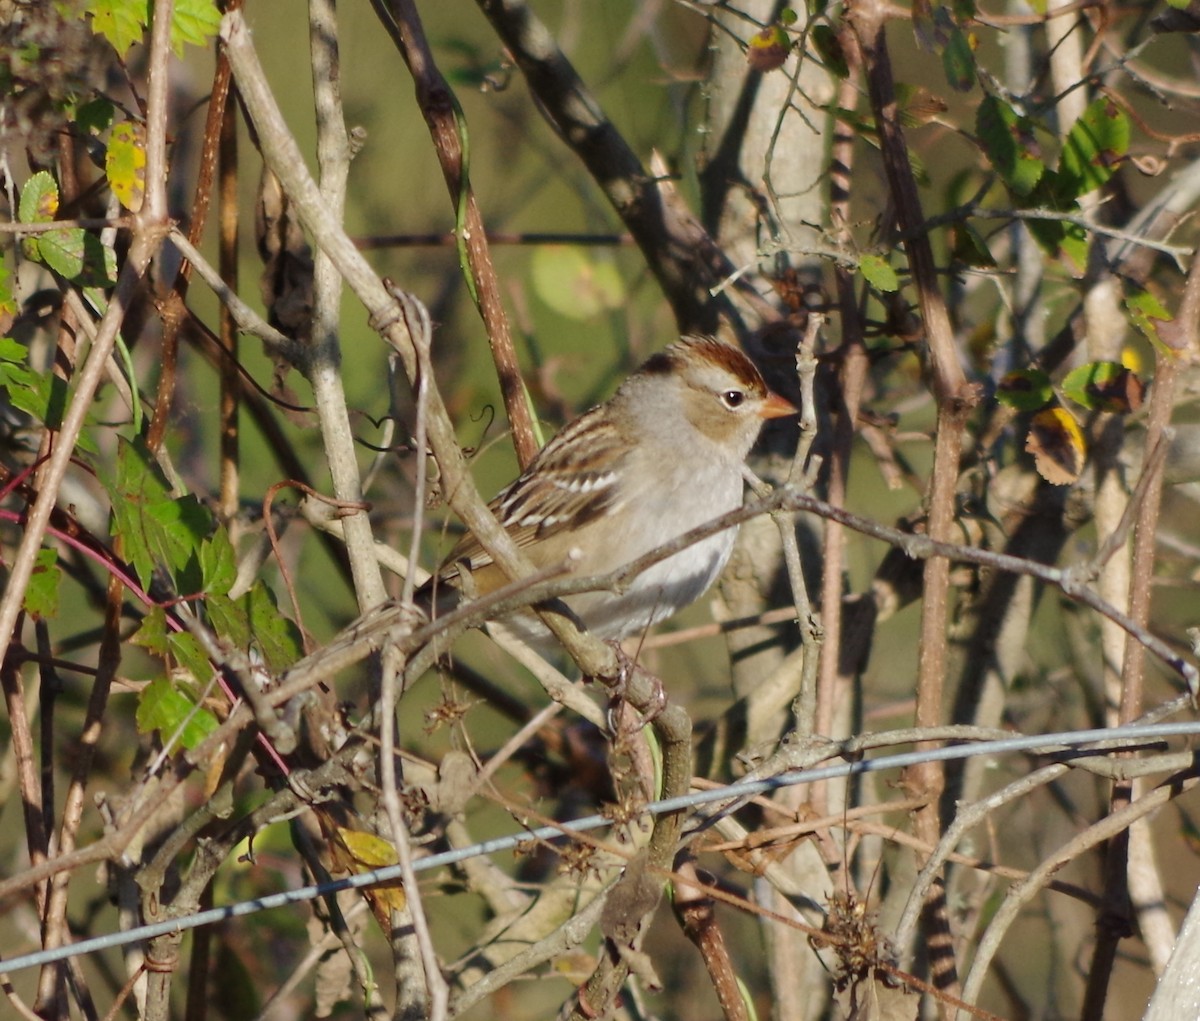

left=498, top=449, right=745, bottom=652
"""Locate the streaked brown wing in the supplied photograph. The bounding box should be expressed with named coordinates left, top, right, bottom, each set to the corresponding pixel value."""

left=442, top=407, right=630, bottom=575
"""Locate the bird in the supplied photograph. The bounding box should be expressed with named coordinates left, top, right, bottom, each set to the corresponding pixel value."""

left=422, top=335, right=797, bottom=655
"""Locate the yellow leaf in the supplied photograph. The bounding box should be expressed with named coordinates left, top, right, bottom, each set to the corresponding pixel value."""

left=1120, top=343, right=1146, bottom=374
left=106, top=122, right=147, bottom=212
left=329, top=825, right=407, bottom=917
left=747, top=24, right=791, bottom=72
left=336, top=827, right=399, bottom=869
left=1026, top=407, right=1085, bottom=486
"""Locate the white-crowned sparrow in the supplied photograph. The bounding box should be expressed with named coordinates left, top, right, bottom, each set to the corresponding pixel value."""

left=424, top=335, right=796, bottom=652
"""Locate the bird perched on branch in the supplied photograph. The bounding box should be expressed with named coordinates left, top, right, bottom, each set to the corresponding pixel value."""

left=421, top=335, right=796, bottom=655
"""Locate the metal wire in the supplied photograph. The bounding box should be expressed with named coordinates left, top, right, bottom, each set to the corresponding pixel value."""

left=2, top=719, right=1198, bottom=976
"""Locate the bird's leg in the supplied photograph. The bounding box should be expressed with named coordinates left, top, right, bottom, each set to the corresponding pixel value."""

left=600, top=640, right=667, bottom=734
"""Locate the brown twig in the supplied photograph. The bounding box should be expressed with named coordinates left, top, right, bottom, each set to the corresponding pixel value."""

left=355, top=230, right=634, bottom=249
left=1083, top=250, right=1200, bottom=1020
left=0, top=652, right=50, bottom=914
left=0, top=217, right=135, bottom=233
left=771, top=312, right=823, bottom=740
left=217, top=64, right=240, bottom=522
left=965, top=771, right=1199, bottom=1010
left=673, top=858, right=749, bottom=1021
left=473, top=0, right=760, bottom=336
left=33, top=577, right=122, bottom=1016
left=820, top=28, right=871, bottom=781
left=379, top=646, right=448, bottom=1020
left=146, top=0, right=240, bottom=454
left=372, top=0, right=538, bottom=469
left=850, top=0, right=980, bottom=1002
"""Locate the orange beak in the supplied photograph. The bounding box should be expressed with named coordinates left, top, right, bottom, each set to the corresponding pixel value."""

left=759, top=391, right=799, bottom=419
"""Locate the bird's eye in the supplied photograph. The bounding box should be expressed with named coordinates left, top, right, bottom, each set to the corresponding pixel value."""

left=721, top=390, right=746, bottom=409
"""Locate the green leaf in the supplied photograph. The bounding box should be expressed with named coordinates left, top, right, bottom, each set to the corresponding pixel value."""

left=810, top=24, right=848, bottom=79
left=1055, top=97, right=1130, bottom=200
left=167, top=631, right=215, bottom=686
left=108, top=440, right=169, bottom=588
left=19, top=171, right=59, bottom=223
left=131, top=607, right=170, bottom=656
left=895, top=83, right=948, bottom=127
left=88, top=0, right=149, bottom=55
left=907, top=145, right=932, bottom=188
left=25, top=548, right=60, bottom=620
left=0, top=337, right=69, bottom=427
left=0, top=261, right=17, bottom=326
left=131, top=615, right=215, bottom=692
left=74, top=98, right=115, bottom=138
left=88, top=0, right=218, bottom=56
left=170, top=0, right=222, bottom=54
left=996, top=367, right=1053, bottom=411
left=1125, top=288, right=1174, bottom=348
left=1061, top=360, right=1144, bottom=413
left=207, top=586, right=303, bottom=675
left=949, top=221, right=995, bottom=267
left=0, top=336, right=33, bottom=369
left=976, top=96, right=1044, bottom=197
left=37, top=227, right=87, bottom=279
left=200, top=526, right=238, bottom=597
left=107, top=439, right=212, bottom=590
left=145, top=495, right=211, bottom=591
left=24, top=226, right=115, bottom=286
left=84, top=233, right=118, bottom=286
left=136, top=677, right=220, bottom=751
left=859, top=254, right=899, bottom=292
left=941, top=27, right=976, bottom=92
left=1024, top=214, right=1088, bottom=276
